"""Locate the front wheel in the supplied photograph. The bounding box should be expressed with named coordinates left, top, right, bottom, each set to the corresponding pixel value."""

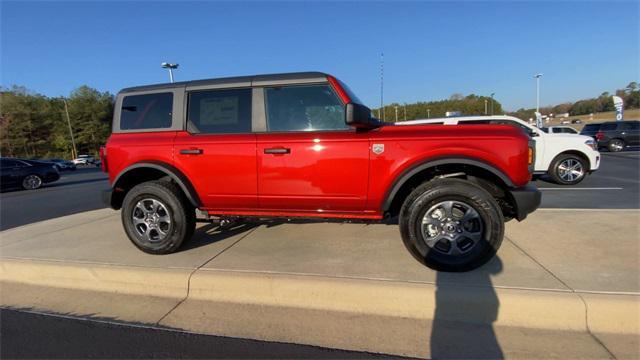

left=549, top=154, right=587, bottom=185
left=399, top=178, right=504, bottom=272
left=22, top=175, right=43, bottom=190
left=121, top=180, right=195, bottom=254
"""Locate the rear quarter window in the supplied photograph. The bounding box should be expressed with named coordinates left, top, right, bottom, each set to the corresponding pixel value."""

left=600, top=123, right=618, bottom=131
left=120, top=92, right=173, bottom=130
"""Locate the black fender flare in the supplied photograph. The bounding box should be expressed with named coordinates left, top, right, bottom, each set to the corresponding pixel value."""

left=381, top=157, right=515, bottom=212
left=113, top=161, right=201, bottom=208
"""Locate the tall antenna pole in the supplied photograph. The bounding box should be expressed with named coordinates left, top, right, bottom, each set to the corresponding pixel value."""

left=380, top=52, right=384, bottom=121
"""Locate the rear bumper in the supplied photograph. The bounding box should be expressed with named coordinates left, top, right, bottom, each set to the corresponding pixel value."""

left=508, top=185, right=541, bottom=221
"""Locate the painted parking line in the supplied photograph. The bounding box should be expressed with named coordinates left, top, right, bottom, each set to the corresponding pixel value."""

left=539, top=187, right=623, bottom=190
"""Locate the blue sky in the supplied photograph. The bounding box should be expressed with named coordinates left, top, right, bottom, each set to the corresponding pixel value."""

left=1, top=1, right=638, bottom=110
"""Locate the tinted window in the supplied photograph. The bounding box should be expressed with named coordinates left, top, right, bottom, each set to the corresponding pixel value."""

left=1, top=159, right=25, bottom=168
left=622, top=121, right=639, bottom=130
left=120, top=93, right=173, bottom=130
left=265, top=85, right=347, bottom=132
left=187, top=89, right=252, bottom=134
left=600, top=123, right=618, bottom=131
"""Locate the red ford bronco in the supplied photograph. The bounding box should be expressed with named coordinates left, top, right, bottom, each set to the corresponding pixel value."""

left=101, top=72, right=540, bottom=271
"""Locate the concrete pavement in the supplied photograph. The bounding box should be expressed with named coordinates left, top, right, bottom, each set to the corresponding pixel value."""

left=1, top=209, right=638, bottom=358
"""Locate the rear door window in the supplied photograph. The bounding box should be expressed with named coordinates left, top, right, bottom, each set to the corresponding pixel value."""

left=187, top=88, right=252, bottom=134
left=600, top=123, right=618, bottom=131
left=120, top=93, right=173, bottom=130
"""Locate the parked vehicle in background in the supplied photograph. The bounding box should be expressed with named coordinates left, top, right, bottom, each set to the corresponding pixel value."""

left=571, top=119, right=582, bottom=124
left=0, top=158, right=60, bottom=190
left=101, top=72, right=540, bottom=272
left=401, top=115, right=600, bottom=185
left=72, top=155, right=96, bottom=165
left=542, top=126, right=579, bottom=134
left=45, top=158, right=77, bottom=171
left=594, top=121, right=640, bottom=152
left=580, top=123, right=602, bottom=139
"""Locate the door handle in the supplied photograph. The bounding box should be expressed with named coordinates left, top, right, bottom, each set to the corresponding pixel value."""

left=179, top=148, right=203, bottom=155
left=264, top=147, right=291, bottom=155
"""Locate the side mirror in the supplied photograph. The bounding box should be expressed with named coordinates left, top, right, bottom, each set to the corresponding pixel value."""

left=530, top=130, right=539, bottom=137
left=345, top=103, right=377, bottom=129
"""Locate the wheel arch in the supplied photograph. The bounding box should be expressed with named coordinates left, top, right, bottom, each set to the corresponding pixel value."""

left=382, top=157, right=516, bottom=218
left=110, top=161, right=201, bottom=210
left=549, top=150, right=591, bottom=172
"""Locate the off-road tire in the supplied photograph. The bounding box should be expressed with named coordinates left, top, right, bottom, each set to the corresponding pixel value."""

left=399, top=178, right=504, bottom=272
left=548, top=154, right=587, bottom=185
left=121, top=180, right=195, bottom=254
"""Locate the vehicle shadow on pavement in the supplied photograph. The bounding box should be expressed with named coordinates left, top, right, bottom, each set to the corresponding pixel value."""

left=180, top=221, right=261, bottom=252
left=430, top=256, right=504, bottom=359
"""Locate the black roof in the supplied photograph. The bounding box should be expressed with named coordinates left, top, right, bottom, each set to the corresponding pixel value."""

left=120, top=71, right=329, bottom=93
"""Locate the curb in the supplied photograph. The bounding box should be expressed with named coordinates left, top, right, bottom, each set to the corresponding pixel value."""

left=1, top=258, right=638, bottom=357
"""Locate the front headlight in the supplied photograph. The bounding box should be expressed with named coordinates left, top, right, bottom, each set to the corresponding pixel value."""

left=585, top=139, right=597, bottom=151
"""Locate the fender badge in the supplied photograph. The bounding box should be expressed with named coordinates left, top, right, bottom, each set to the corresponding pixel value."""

left=372, top=143, right=385, bottom=155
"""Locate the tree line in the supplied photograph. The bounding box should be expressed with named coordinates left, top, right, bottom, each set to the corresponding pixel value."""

left=374, top=94, right=504, bottom=122
left=0, top=85, right=113, bottom=159
left=509, top=82, right=639, bottom=121
left=1, top=81, right=638, bottom=160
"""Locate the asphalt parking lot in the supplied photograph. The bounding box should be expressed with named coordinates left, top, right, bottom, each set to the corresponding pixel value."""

left=0, top=152, right=638, bottom=231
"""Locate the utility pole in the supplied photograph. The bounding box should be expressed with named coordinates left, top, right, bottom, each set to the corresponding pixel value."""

left=427, top=109, right=431, bottom=118
left=534, top=74, right=543, bottom=112
left=63, top=99, right=77, bottom=159
left=380, top=52, right=385, bottom=121
left=403, top=103, right=407, bottom=121
left=394, top=106, right=398, bottom=122
left=490, top=92, right=495, bottom=115
left=484, top=99, right=488, bottom=115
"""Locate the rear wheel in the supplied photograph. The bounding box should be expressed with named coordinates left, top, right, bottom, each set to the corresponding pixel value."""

left=121, top=180, right=195, bottom=254
left=22, top=175, right=42, bottom=190
left=549, top=154, right=587, bottom=185
left=399, top=178, right=504, bottom=272
left=608, top=139, right=625, bottom=152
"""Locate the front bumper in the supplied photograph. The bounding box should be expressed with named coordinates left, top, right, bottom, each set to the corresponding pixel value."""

left=508, top=185, right=541, bottom=221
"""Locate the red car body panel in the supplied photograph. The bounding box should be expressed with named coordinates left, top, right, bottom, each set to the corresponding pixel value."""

left=256, top=131, right=370, bottom=213
left=173, top=131, right=258, bottom=210
left=106, top=131, right=177, bottom=185
left=106, top=124, right=530, bottom=219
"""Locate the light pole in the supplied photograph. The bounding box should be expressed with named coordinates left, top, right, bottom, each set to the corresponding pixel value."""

left=484, top=99, right=488, bottom=115
left=427, top=108, right=431, bottom=118
left=534, top=74, right=543, bottom=112
left=403, top=103, right=407, bottom=121
left=63, top=99, right=77, bottom=159
left=490, top=92, right=495, bottom=115
left=162, top=62, right=179, bottom=83
left=394, top=105, right=398, bottom=122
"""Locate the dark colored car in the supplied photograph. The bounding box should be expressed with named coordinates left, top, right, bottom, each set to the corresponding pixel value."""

left=0, top=158, right=60, bottom=190
left=580, top=123, right=602, bottom=139
left=593, top=121, right=640, bottom=152
left=43, top=158, right=77, bottom=171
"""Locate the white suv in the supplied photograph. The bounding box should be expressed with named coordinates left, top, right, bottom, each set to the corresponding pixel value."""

left=399, top=115, right=600, bottom=185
